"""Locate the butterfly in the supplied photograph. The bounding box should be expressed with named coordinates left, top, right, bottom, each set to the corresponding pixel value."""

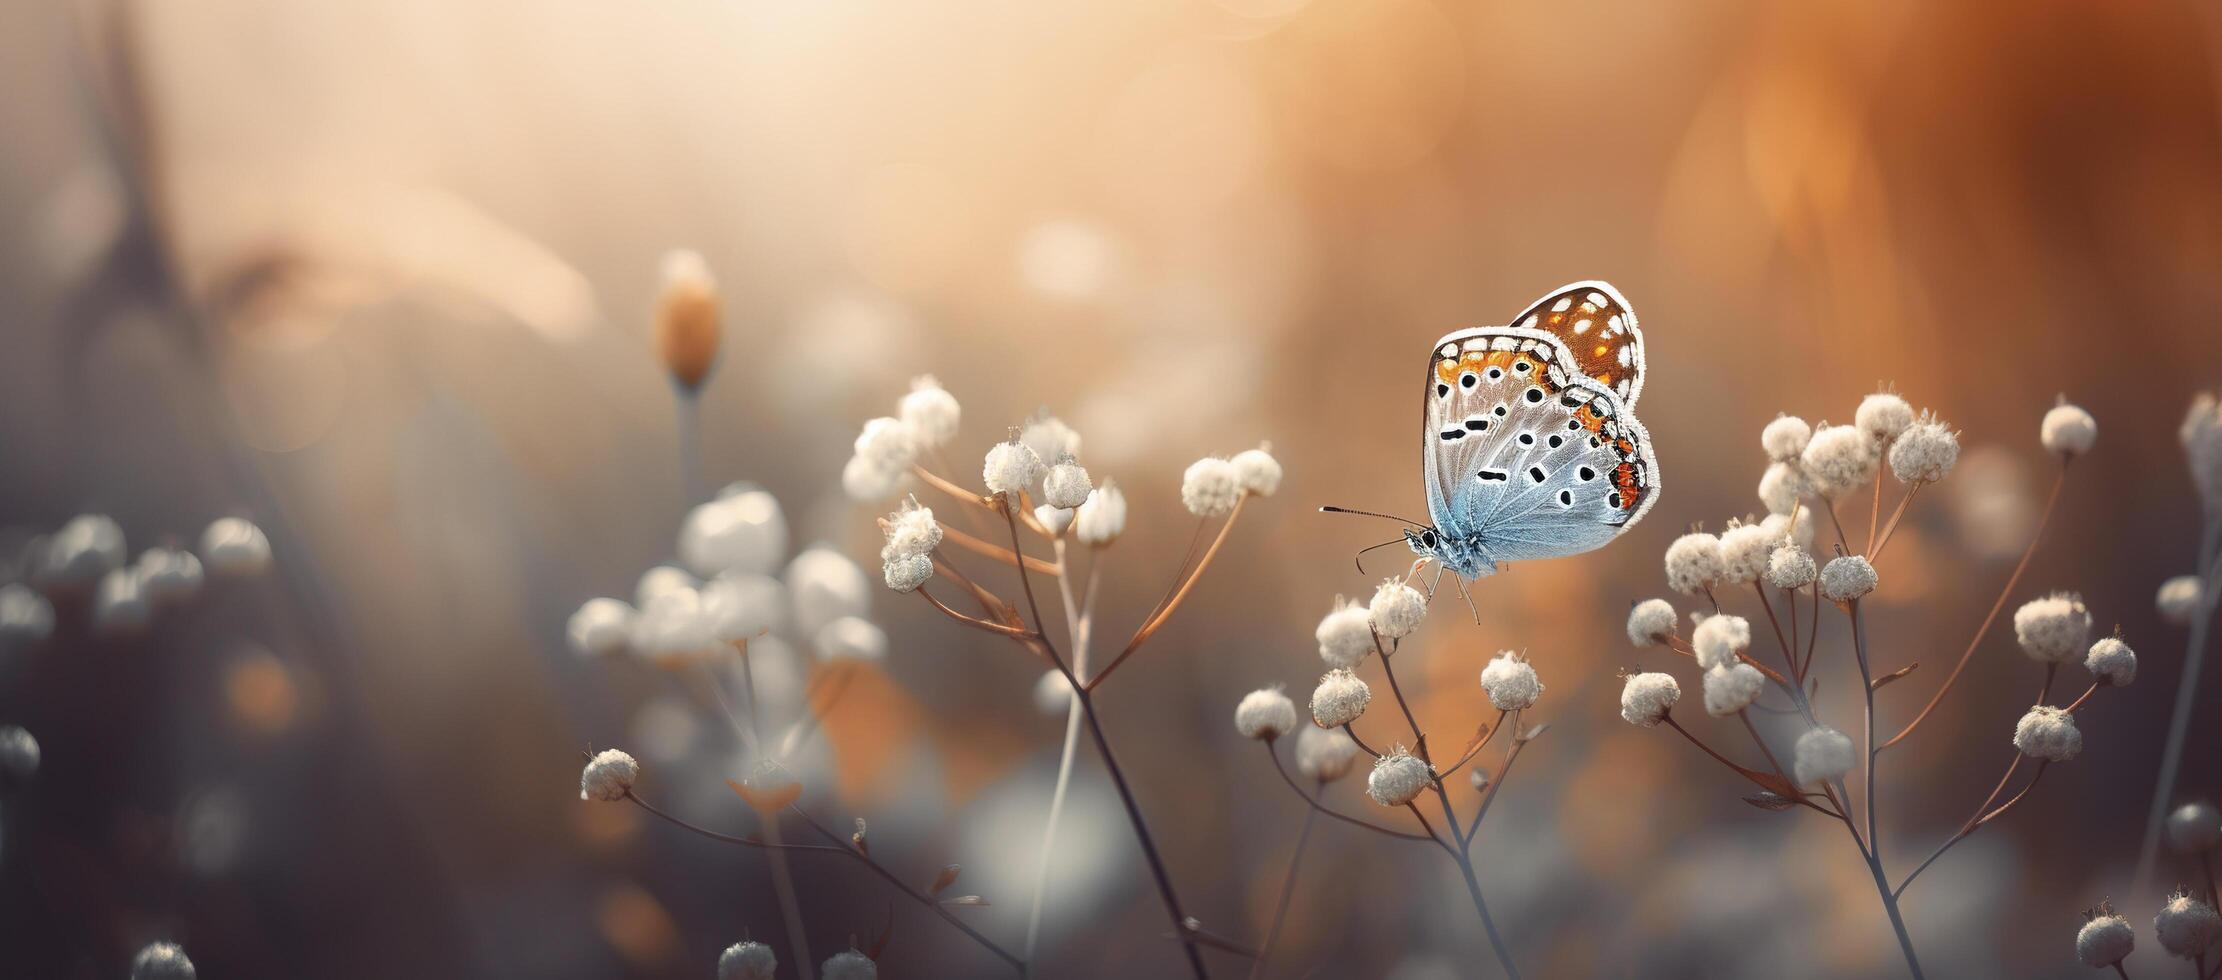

left=1332, top=282, right=1661, bottom=582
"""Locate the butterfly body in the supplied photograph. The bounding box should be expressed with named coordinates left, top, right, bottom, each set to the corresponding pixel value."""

left=1407, top=282, right=1661, bottom=580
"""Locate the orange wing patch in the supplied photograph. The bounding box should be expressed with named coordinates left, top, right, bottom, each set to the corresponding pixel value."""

left=1512, top=285, right=1642, bottom=403
left=1434, top=350, right=1564, bottom=393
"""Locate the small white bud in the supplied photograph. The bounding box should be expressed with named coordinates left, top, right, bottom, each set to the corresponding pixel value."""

left=1310, top=668, right=1372, bottom=728
left=1180, top=457, right=1240, bottom=517
left=841, top=454, right=907, bottom=503
left=1034, top=505, right=1074, bottom=536
left=1626, top=599, right=1678, bottom=647
left=1766, top=545, right=1818, bottom=591
left=1664, top=533, right=1725, bottom=596
left=1703, top=663, right=1765, bottom=716
left=898, top=376, right=961, bottom=448
left=681, top=490, right=789, bottom=578
left=814, top=616, right=887, bottom=663
left=568, top=598, right=637, bottom=657
left=853, top=416, right=921, bottom=473
left=635, top=565, right=699, bottom=607
left=1478, top=652, right=1544, bottom=711
left=1760, top=508, right=1818, bottom=552
left=0, top=725, right=40, bottom=783
left=1032, top=669, right=1075, bottom=716
left=821, top=950, right=879, bottom=980
left=1818, top=555, right=1878, bottom=603
left=1717, top=522, right=1774, bottom=585
left=788, top=547, right=870, bottom=638
left=1692, top=614, right=1750, bottom=670
left=2156, top=891, right=2222, bottom=959
left=2012, top=705, right=2081, bottom=762
left=93, top=568, right=152, bottom=637
left=1761, top=415, right=1812, bottom=463
left=881, top=497, right=943, bottom=560
left=2084, top=636, right=2136, bottom=687
left=1619, top=672, right=1681, bottom=727
left=983, top=436, right=1046, bottom=496
left=2041, top=401, right=2098, bottom=458
left=631, top=586, right=714, bottom=661
left=2013, top=592, right=2093, bottom=664
left=719, top=940, right=780, bottom=980
left=702, top=574, right=786, bottom=641
left=1800, top=424, right=1880, bottom=499
left=2167, top=801, right=2222, bottom=854
left=1234, top=687, right=1298, bottom=741
left=1230, top=446, right=1283, bottom=497
left=2076, top=907, right=2135, bottom=968
left=1367, top=579, right=1427, bottom=639
left=1757, top=462, right=1807, bottom=516
left=1019, top=414, right=1081, bottom=469
left=581, top=748, right=640, bottom=801
left=2157, top=575, right=2203, bottom=626
left=1295, top=726, right=1360, bottom=782
left=1888, top=416, right=1959, bottom=484
left=136, top=547, right=204, bottom=606
left=1855, top=392, right=1916, bottom=442
left=882, top=553, right=933, bottom=594
left=0, top=583, right=56, bottom=642
left=199, top=517, right=273, bottom=577
left=1041, top=453, right=1093, bottom=509
left=1073, top=479, right=1127, bottom=546
left=45, top=513, right=127, bottom=587
left=1317, top=598, right=1376, bottom=667
left=1793, top=726, right=1854, bottom=784
left=1366, top=749, right=1433, bottom=806
left=130, top=942, right=196, bottom=980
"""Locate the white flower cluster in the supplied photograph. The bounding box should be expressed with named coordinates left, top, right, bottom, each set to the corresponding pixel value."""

left=1181, top=444, right=1282, bottom=518
left=842, top=376, right=961, bottom=502
left=719, top=941, right=779, bottom=980
left=1366, top=749, right=1433, bottom=807
left=5, top=514, right=271, bottom=642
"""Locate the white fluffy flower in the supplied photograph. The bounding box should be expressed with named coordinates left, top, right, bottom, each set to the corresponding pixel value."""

left=136, top=547, right=204, bottom=606
left=2167, top=801, right=2222, bottom=854
left=1760, top=508, right=1817, bottom=552
left=1856, top=392, right=1916, bottom=442
left=788, top=547, right=870, bottom=638
left=1019, top=414, right=1081, bottom=469
left=1479, top=652, right=1544, bottom=711
left=841, top=453, right=906, bottom=502
left=1034, top=505, right=1074, bottom=536
left=1366, top=750, right=1433, bottom=806
left=93, top=568, right=152, bottom=636
left=632, top=587, right=715, bottom=661
left=1311, top=668, right=1372, bottom=727
left=881, top=498, right=942, bottom=560
left=1664, top=533, right=1725, bottom=596
left=854, top=416, right=920, bottom=470
left=46, top=513, right=127, bottom=586
left=1762, top=415, right=1812, bottom=463
left=1295, top=726, right=1360, bottom=782
left=2084, top=636, right=2136, bottom=686
left=1073, top=478, right=1127, bottom=546
left=1626, top=598, right=1677, bottom=647
left=2076, top=908, right=2135, bottom=968
left=2042, top=402, right=2098, bottom=458
left=983, top=437, right=1045, bottom=496
left=0, top=583, right=56, bottom=642
left=1801, top=424, right=1880, bottom=498
left=1766, top=545, right=1818, bottom=590
left=1619, top=672, right=1681, bottom=727
left=898, top=376, right=961, bottom=448
left=1032, top=669, right=1074, bottom=716
left=130, top=942, right=195, bottom=980
left=821, top=950, right=878, bottom=980
left=1367, top=579, right=1427, bottom=639
left=719, top=940, right=779, bottom=980
left=1692, top=614, right=1750, bottom=670
left=2156, top=891, right=2222, bottom=959
left=702, top=572, right=786, bottom=643
left=1181, top=457, right=1240, bottom=517
left=0, top=726, right=40, bottom=782
left=1703, top=663, right=1765, bottom=717
left=2012, top=705, right=2081, bottom=761
left=1818, top=555, right=1878, bottom=603
left=882, top=554, right=933, bottom=593
left=815, top=616, right=887, bottom=662
left=1317, top=598, right=1376, bottom=666
left=1717, top=523, right=1775, bottom=585
left=681, top=489, right=788, bottom=578
left=2157, top=575, right=2203, bottom=626
left=635, top=565, right=699, bottom=607
left=1889, top=416, right=1959, bottom=484
left=1757, top=462, right=1808, bottom=516
left=1234, top=687, right=1299, bottom=741
left=2014, top=592, right=2093, bottom=664
left=1041, top=453, right=1093, bottom=509
left=580, top=748, right=640, bottom=801
left=1794, top=726, right=1855, bottom=784
left=1231, top=446, right=1283, bottom=497
left=568, top=598, right=636, bottom=657
left=2185, top=391, right=2222, bottom=515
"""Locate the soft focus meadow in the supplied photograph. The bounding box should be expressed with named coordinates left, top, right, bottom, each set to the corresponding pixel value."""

left=6, top=1, right=2222, bottom=978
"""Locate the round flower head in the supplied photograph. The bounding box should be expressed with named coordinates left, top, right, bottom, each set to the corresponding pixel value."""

left=1794, top=726, right=1855, bottom=784
left=1766, top=545, right=1819, bottom=591
left=788, top=547, right=870, bottom=638
left=1234, top=687, right=1298, bottom=741
left=1181, top=457, right=1240, bottom=517
left=2168, top=801, right=2222, bottom=854
left=1761, top=508, right=1817, bottom=552
left=94, top=568, right=152, bottom=637
left=1317, top=598, right=1376, bottom=666
left=1032, top=669, right=1074, bottom=716
left=1889, top=416, right=1959, bottom=484
left=1479, top=652, right=1544, bottom=711
left=1692, top=614, right=1750, bottom=670
left=821, top=950, right=878, bottom=980
left=1664, top=533, right=1725, bottom=596
left=1034, top=505, right=1074, bottom=536
left=1757, top=463, right=1808, bottom=516
left=2156, top=891, right=2222, bottom=960
left=2185, top=391, right=2222, bottom=516
left=2013, top=705, right=2081, bottom=761
left=1368, top=578, right=1427, bottom=639
left=136, top=547, right=204, bottom=606
left=841, top=453, right=905, bottom=502
left=2084, top=636, right=2136, bottom=686
left=130, top=941, right=196, bottom=980
left=1230, top=445, right=1283, bottom=497
left=1311, top=668, right=1372, bottom=728
left=853, top=416, right=921, bottom=472
left=0, top=583, right=56, bottom=642
left=1073, top=478, right=1126, bottom=546
left=635, top=565, right=698, bottom=608
left=2076, top=904, right=2135, bottom=968
left=0, top=725, right=40, bottom=783
left=815, top=616, right=887, bottom=662
left=1799, top=424, right=1879, bottom=499
left=1295, top=726, right=1360, bottom=782
left=1818, top=555, right=1878, bottom=603
left=1717, top=523, right=1775, bottom=585
left=580, top=748, right=639, bottom=801
left=719, top=940, right=779, bottom=980
left=1366, top=750, right=1433, bottom=807
left=983, top=436, right=1045, bottom=496
left=2014, top=592, right=2093, bottom=664
left=1761, top=414, right=1812, bottom=463
left=45, top=513, right=127, bottom=586
left=2157, top=575, right=2203, bottom=627
left=568, top=598, right=637, bottom=657
left=1626, top=598, right=1678, bottom=647
left=881, top=498, right=942, bottom=560
left=1041, top=453, right=1093, bottom=509
left=1019, top=414, right=1082, bottom=469
left=1703, top=664, right=1765, bottom=717
left=700, top=575, right=786, bottom=643
left=652, top=250, right=720, bottom=389
left=898, top=375, right=961, bottom=448
left=2042, top=401, right=2098, bottom=458
left=200, top=516, right=273, bottom=577
left=883, top=553, right=933, bottom=594
left=682, top=490, right=789, bottom=578
left=1856, top=392, right=1916, bottom=442
left=1619, top=672, right=1681, bottom=727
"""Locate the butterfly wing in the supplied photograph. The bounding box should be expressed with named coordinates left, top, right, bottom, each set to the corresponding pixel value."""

left=1506, top=281, right=1645, bottom=406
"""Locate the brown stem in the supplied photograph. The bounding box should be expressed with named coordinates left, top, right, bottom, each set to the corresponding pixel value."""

left=1435, top=711, right=1508, bottom=784
left=1893, top=762, right=2049, bottom=899
left=1248, top=804, right=1318, bottom=980
left=1264, top=742, right=1432, bottom=843
left=1870, top=484, right=1923, bottom=561
left=940, top=523, right=1062, bottom=576
left=1089, top=496, right=1250, bottom=690
left=918, top=586, right=1038, bottom=638
left=2062, top=682, right=2103, bottom=714
left=1867, top=465, right=1885, bottom=555
left=1340, top=724, right=1384, bottom=759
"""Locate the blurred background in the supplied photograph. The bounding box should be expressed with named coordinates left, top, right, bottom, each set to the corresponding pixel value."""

left=3, top=0, right=2222, bottom=976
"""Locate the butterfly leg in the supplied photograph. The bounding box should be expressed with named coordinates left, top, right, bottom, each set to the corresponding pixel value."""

left=1453, top=575, right=1481, bottom=625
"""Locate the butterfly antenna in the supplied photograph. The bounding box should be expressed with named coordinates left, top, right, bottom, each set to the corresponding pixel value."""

left=1353, top=537, right=1405, bottom=575
left=1319, top=505, right=1427, bottom=529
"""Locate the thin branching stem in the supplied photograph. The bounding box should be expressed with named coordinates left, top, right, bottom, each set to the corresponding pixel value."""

left=940, top=523, right=1062, bottom=576
left=1089, top=496, right=1251, bottom=689
left=1248, top=804, right=1318, bottom=980
left=1893, top=762, right=2050, bottom=899
left=1264, top=742, right=1434, bottom=843
left=1340, top=724, right=1384, bottom=759
left=1870, top=484, right=1924, bottom=561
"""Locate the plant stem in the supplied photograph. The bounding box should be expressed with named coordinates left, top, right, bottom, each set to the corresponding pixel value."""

left=1023, top=541, right=1097, bottom=974
left=2136, top=518, right=2222, bottom=896
left=1248, top=804, right=1317, bottom=980
left=1454, top=854, right=1520, bottom=980
left=1850, top=600, right=1925, bottom=979
left=674, top=387, right=701, bottom=508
